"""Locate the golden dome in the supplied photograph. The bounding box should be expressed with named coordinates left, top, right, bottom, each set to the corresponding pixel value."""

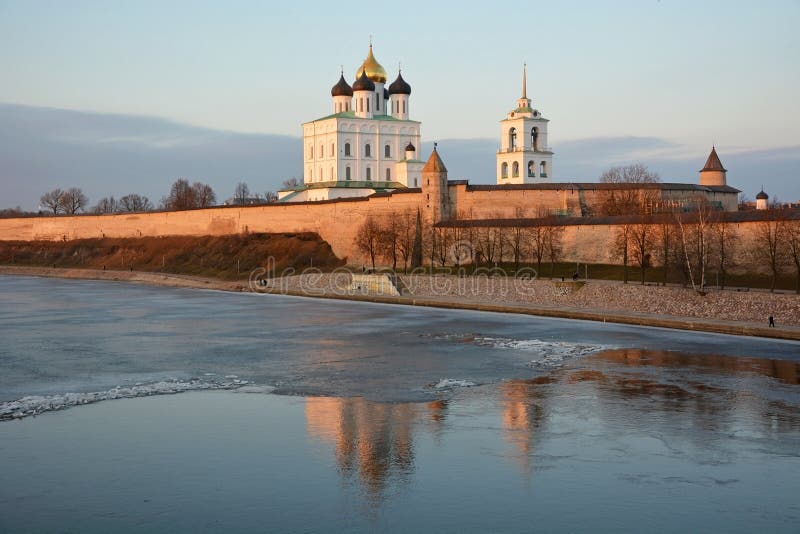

left=355, top=45, right=387, bottom=84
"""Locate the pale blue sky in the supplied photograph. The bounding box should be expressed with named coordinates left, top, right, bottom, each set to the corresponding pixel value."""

left=2, top=1, right=798, bottom=147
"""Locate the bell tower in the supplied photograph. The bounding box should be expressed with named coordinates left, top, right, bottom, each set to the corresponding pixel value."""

left=496, top=64, right=554, bottom=184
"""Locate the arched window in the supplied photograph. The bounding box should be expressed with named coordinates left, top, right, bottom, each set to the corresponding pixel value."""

left=376, top=93, right=380, bottom=111
left=366, top=167, right=372, bottom=181
left=528, top=160, right=535, bottom=177
left=501, top=162, right=508, bottom=178
left=402, top=100, right=406, bottom=113
left=345, top=142, right=351, bottom=156
left=512, top=161, right=519, bottom=178
left=366, top=97, right=370, bottom=113
left=309, top=145, right=313, bottom=159
left=509, top=127, right=517, bottom=150
left=540, top=161, right=547, bottom=177
left=414, top=178, right=418, bottom=187
left=531, top=127, right=539, bottom=151
left=345, top=166, right=351, bottom=180
left=385, top=168, right=391, bottom=181
left=365, top=144, right=371, bottom=157
left=385, top=144, right=391, bottom=158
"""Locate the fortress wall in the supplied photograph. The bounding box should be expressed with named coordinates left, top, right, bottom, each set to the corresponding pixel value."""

left=0, top=192, right=425, bottom=263
left=0, top=191, right=777, bottom=273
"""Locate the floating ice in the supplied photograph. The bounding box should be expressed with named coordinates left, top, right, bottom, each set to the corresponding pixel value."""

left=433, top=378, right=476, bottom=390
left=0, top=378, right=246, bottom=421
left=476, top=337, right=608, bottom=367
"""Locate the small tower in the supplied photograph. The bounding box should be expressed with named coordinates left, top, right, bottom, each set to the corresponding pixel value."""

left=352, top=69, right=375, bottom=119
left=404, top=142, right=416, bottom=161
left=422, top=144, right=449, bottom=224
left=756, top=189, right=769, bottom=210
left=389, top=70, right=411, bottom=120
left=496, top=64, right=553, bottom=184
left=330, top=70, right=353, bottom=114
left=699, top=146, right=727, bottom=186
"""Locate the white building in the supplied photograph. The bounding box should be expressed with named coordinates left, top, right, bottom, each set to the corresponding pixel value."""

left=496, top=64, right=554, bottom=184
left=279, top=44, right=424, bottom=202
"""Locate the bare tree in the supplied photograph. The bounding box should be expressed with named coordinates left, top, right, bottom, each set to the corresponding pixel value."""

left=711, top=218, right=737, bottom=289
left=282, top=177, right=300, bottom=189
left=233, top=182, right=250, bottom=205
left=674, top=197, right=715, bottom=292
left=786, top=218, right=800, bottom=294
left=118, top=194, right=152, bottom=212
left=629, top=222, right=655, bottom=284
left=396, top=210, right=416, bottom=271
left=655, top=219, right=675, bottom=285
left=163, top=179, right=195, bottom=210
left=379, top=213, right=400, bottom=271
left=545, top=224, right=564, bottom=276
left=508, top=224, right=529, bottom=273
left=92, top=196, right=117, bottom=214
left=751, top=213, right=788, bottom=292
left=60, top=187, right=89, bottom=214
left=355, top=216, right=382, bottom=270
left=613, top=223, right=633, bottom=283
left=40, top=189, right=64, bottom=214
left=263, top=191, right=278, bottom=203
left=599, top=164, right=661, bottom=216
left=193, top=182, right=216, bottom=208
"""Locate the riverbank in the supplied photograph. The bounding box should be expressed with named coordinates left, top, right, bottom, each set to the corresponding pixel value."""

left=2, top=265, right=799, bottom=341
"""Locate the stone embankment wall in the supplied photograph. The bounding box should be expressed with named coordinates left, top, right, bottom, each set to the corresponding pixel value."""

left=265, top=273, right=800, bottom=326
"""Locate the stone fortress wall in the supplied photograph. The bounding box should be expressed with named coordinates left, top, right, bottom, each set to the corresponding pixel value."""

left=0, top=186, right=784, bottom=274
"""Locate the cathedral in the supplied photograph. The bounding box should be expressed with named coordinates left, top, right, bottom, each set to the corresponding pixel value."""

left=278, top=44, right=424, bottom=202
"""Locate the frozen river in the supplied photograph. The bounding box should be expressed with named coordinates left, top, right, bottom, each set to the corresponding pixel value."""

left=1, top=275, right=799, bottom=532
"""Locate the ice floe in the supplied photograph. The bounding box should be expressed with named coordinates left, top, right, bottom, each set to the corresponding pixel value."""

left=0, top=378, right=248, bottom=421
left=433, top=378, right=477, bottom=390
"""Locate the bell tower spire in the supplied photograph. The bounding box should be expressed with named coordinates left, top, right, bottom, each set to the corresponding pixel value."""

left=516, top=62, right=531, bottom=110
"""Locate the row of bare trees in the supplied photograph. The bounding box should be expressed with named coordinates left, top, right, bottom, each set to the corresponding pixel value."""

left=355, top=210, right=565, bottom=274
left=612, top=200, right=800, bottom=293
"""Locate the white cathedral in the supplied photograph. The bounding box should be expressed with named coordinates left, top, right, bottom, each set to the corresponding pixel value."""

left=278, top=45, right=554, bottom=202
left=278, top=44, right=424, bottom=202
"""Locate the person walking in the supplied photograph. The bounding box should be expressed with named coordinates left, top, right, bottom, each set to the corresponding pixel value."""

left=769, top=315, right=776, bottom=328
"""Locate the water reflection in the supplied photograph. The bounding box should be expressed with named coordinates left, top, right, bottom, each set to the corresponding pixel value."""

left=305, top=398, right=420, bottom=496
left=305, top=349, right=800, bottom=497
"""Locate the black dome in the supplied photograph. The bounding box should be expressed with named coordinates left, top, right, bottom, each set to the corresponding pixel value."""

left=405, top=142, right=415, bottom=151
left=388, top=72, right=411, bottom=95
left=756, top=190, right=769, bottom=200
left=331, top=74, right=353, bottom=97
left=353, top=69, right=375, bottom=92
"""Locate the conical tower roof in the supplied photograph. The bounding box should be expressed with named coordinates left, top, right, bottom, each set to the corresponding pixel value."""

left=422, top=145, right=447, bottom=173
left=700, top=146, right=727, bottom=172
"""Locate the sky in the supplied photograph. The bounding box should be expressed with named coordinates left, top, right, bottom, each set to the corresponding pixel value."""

left=1, top=0, right=799, bottom=208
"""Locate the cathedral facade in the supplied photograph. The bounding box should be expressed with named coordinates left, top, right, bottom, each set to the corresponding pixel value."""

left=278, top=45, right=423, bottom=203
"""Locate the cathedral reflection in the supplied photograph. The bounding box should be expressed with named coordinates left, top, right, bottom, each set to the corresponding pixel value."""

left=305, top=397, right=443, bottom=497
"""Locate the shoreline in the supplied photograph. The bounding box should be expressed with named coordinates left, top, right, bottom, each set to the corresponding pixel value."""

left=2, top=265, right=799, bottom=342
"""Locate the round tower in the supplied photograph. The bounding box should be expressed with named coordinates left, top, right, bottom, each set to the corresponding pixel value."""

left=756, top=189, right=769, bottom=210
left=699, top=146, right=727, bottom=186
left=330, top=71, right=353, bottom=114
left=404, top=142, right=416, bottom=161
left=389, top=70, right=411, bottom=120
left=421, top=144, right=450, bottom=224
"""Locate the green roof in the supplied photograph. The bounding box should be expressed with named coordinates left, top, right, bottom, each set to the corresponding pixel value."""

left=280, top=180, right=407, bottom=193
left=305, top=111, right=420, bottom=124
